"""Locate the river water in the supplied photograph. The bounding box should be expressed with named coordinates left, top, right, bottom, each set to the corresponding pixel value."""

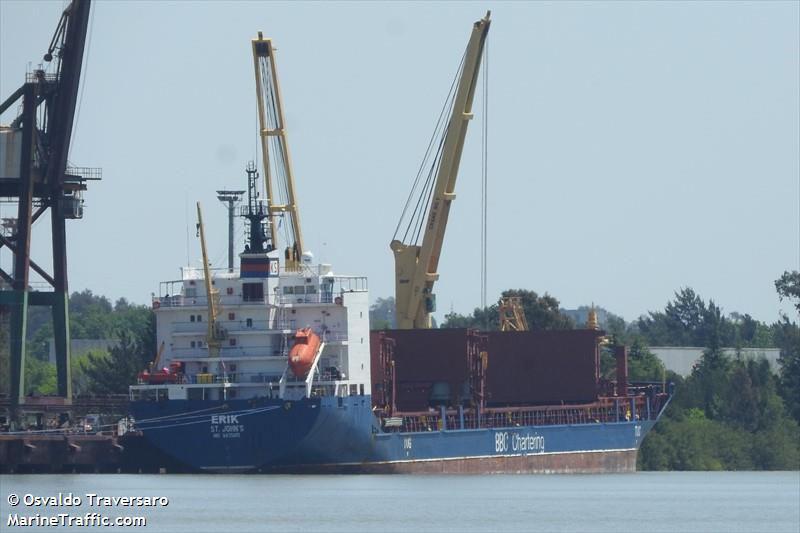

left=0, top=471, right=798, bottom=532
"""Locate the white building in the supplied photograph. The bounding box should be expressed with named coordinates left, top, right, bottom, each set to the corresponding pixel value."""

left=650, top=347, right=781, bottom=376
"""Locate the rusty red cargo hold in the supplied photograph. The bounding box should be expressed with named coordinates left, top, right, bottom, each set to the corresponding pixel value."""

left=485, top=330, right=602, bottom=405
left=370, top=329, right=476, bottom=411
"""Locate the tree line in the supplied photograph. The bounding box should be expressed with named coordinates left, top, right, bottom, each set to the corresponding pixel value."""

left=0, top=290, right=155, bottom=398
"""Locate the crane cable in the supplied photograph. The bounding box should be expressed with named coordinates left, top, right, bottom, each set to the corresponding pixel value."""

left=392, top=49, right=467, bottom=247
left=261, top=58, right=293, bottom=248
left=404, top=55, right=463, bottom=247
left=480, top=38, right=489, bottom=319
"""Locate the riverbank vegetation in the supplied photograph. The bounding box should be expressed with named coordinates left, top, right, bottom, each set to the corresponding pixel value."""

left=0, top=290, right=154, bottom=396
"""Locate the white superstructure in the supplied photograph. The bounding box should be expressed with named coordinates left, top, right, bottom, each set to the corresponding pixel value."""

left=131, top=256, right=370, bottom=403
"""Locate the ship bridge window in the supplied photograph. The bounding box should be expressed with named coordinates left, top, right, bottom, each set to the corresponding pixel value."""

left=283, top=286, right=293, bottom=294
left=186, top=288, right=197, bottom=297
left=243, top=283, right=264, bottom=302
left=305, top=285, right=317, bottom=294
left=228, top=312, right=235, bottom=320
left=293, top=285, right=304, bottom=295
left=197, top=315, right=203, bottom=322
left=190, top=315, right=195, bottom=323
left=246, top=318, right=253, bottom=328
left=226, top=287, right=234, bottom=295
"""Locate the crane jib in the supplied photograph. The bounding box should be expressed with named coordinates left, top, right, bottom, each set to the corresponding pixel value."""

left=392, top=12, right=491, bottom=330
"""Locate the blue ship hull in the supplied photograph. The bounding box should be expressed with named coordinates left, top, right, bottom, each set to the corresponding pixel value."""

left=130, top=395, right=659, bottom=474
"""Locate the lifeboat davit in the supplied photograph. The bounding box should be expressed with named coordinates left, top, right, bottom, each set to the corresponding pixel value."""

left=288, top=327, right=321, bottom=379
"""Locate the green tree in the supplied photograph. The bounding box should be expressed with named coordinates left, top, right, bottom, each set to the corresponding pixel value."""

left=16, top=290, right=156, bottom=396
left=775, top=270, right=800, bottom=313
left=685, top=347, right=731, bottom=419
left=83, top=328, right=153, bottom=395
left=626, top=338, right=667, bottom=381
left=369, top=297, right=396, bottom=329
left=637, top=288, right=769, bottom=348
left=774, top=316, right=800, bottom=423
left=720, top=358, right=785, bottom=432
left=24, top=357, right=57, bottom=396
left=773, top=271, right=800, bottom=423
left=441, top=289, right=574, bottom=331
left=71, top=349, right=107, bottom=396
left=638, top=288, right=708, bottom=345
left=442, top=304, right=498, bottom=330
left=506, top=289, right=574, bottom=330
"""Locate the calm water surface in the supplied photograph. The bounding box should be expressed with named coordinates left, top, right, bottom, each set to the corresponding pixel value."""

left=0, top=471, right=798, bottom=532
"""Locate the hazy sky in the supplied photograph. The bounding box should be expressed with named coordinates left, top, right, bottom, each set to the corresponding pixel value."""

left=1, top=1, right=798, bottom=324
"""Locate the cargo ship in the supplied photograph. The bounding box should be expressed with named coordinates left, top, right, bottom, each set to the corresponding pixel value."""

left=129, top=235, right=671, bottom=474
left=128, top=16, right=672, bottom=473
left=128, top=161, right=672, bottom=473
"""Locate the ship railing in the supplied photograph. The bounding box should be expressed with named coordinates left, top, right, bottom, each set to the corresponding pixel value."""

left=186, top=372, right=283, bottom=385
left=180, top=266, right=239, bottom=281
left=321, top=331, right=348, bottom=343
left=276, top=293, right=332, bottom=305
left=380, top=396, right=659, bottom=433
left=309, top=385, right=337, bottom=398
left=171, top=345, right=286, bottom=358
left=171, top=319, right=286, bottom=334
left=332, top=276, right=368, bottom=292
left=154, top=294, right=209, bottom=308
left=155, top=294, right=269, bottom=308
left=276, top=276, right=368, bottom=306
left=238, top=202, right=268, bottom=217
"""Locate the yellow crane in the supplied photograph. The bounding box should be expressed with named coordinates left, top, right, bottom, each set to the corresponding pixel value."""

left=196, top=202, right=227, bottom=357
left=252, top=33, right=304, bottom=269
left=150, top=341, right=166, bottom=370
left=390, top=12, right=491, bottom=329
left=499, top=297, right=528, bottom=332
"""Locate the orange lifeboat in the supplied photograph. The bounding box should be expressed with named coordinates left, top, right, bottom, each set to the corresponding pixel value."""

left=288, top=327, right=321, bottom=379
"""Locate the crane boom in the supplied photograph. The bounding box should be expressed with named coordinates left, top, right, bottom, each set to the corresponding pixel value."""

left=196, top=202, right=226, bottom=357
left=252, top=33, right=304, bottom=269
left=390, top=12, right=491, bottom=329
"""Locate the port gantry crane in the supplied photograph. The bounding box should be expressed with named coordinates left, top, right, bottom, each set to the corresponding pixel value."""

left=390, top=12, right=491, bottom=329
left=0, top=0, right=97, bottom=410
left=251, top=32, right=304, bottom=270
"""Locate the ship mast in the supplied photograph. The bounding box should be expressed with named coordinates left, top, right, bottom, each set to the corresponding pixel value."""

left=252, top=33, right=304, bottom=270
